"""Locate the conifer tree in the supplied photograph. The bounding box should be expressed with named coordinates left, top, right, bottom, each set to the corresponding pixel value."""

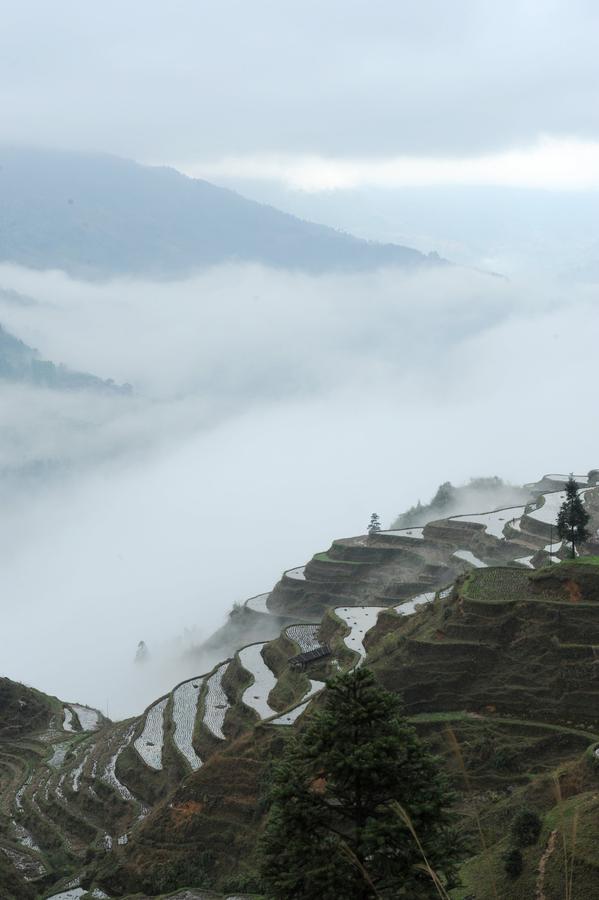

left=556, top=476, right=590, bottom=558
left=367, top=512, right=381, bottom=535
left=259, top=669, right=461, bottom=899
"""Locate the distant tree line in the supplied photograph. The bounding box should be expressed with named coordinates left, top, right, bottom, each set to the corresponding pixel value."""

left=0, top=324, right=131, bottom=394
left=390, top=476, right=525, bottom=530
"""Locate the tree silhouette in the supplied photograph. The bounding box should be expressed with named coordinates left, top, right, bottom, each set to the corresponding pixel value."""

left=557, top=476, right=590, bottom=558
left=135, top=640, right=149, bottom=663
left=367, top=512, right=381, bottom=535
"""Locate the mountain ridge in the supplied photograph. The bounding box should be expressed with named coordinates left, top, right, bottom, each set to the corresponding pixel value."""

left=0, top=323, right=131, bottom=394
left=0, top=147, right=444, bottom=277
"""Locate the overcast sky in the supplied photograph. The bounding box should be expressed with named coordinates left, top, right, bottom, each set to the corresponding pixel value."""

left=2, top=0, right=598, bottom=189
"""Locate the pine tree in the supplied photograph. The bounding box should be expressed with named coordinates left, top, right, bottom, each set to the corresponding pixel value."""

left=556, top=476, right=590, bottom=558
left=367, top=512, right=381, bottom=535
left=259, top=669, right=461, bottom=899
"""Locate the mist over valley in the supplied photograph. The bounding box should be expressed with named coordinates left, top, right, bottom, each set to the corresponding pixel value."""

left=0, top=245, right=597, bottom=717
left=1, top=5, right=599, bottom=897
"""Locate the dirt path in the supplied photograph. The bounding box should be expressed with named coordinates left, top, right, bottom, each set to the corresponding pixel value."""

left=536, top=829, right=558, bottom=900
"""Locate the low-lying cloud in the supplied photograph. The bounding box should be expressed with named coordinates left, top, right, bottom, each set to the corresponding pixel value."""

left=0, top=261, right=597, bottom=717
left=181, top=137, right=599, bottom=192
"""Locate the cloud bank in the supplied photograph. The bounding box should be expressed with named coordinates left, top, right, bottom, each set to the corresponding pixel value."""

left=181, top=137, right=599, bottom=192
left=0, top=261, right=597, bottom=717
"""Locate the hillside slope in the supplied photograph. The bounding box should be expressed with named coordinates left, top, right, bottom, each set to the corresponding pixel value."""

left=0, top=148, right=442, bottom=277
left=0, top=325, right=131, bottom=393
left=3, top=471, right=599, bottom=899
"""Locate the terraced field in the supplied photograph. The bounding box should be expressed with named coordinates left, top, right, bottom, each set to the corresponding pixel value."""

left=285, top=623, right=321, bottom=651
left=133, top=697, right=168, bottom=770
left=172, top=678, right=203, bottom=770
left=453, top=548, right=487, bottom=567
left=395, top=590, right=436, bottom=614
left=238, top=643, right=278, bottom=719
left=202, top=662, right=231, bottom=740
left=450, top=504, right=527, bottom=539
left=335, top=605, right=386, bottom=665
left=2, top=469, right=599, bottom=898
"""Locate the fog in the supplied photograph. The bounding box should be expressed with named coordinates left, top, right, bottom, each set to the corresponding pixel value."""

left=204, top=181, right=599, bottom=281
left=0, top=261, right=597, bottom=717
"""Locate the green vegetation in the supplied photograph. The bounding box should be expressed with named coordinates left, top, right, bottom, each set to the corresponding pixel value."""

left=3, top=470, right=599, bottom=898
left=0, top=678, right=54, bottom=737
left=262, top=634, right=313, bottom=711
left=502, top=847, right=523, bottom=879
left=0, top=850, right=35, bottom=900
left=260, top=669, right=462, bottom=899
left=0, top=147, right=434, bottom=277
left=510, top=808, right=542, bottom=847
left=452, top=780, right=599, bottom=899
left=368, top=563, right=599, bottom=729
left=312, top=551, right=367, bottom=565
left=559, top=555, right=599, bottom=566
left=558, top=476, right=591, bottom=558
left=0, top=324, right=131, bottom=394
left=463, top=563, right=599, bottom=606
left=390, top=476, right=529, bottom=529
left=460, top=567, right=530, bottom=603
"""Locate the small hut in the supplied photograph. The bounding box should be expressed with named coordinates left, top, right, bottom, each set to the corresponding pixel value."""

left=289, top=643, right=331, bottom=671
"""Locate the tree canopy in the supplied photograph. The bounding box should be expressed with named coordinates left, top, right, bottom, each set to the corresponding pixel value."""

left=368, top=512, right=382, bottom=535
left=557, top=476, right=590, bottom=558
left=259, top=668, right=461, bottom=899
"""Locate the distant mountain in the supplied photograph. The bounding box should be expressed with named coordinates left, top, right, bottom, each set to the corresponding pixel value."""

left=0, top=147, right=444, bottom=277
left=0, top=324, right=131, bottom=393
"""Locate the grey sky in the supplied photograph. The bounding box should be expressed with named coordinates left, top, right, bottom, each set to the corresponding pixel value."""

left=1, top=0, right=598, bottom=163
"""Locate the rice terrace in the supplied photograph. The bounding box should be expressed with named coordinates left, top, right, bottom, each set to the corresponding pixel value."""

left=2, top=472, right=599, bottom=898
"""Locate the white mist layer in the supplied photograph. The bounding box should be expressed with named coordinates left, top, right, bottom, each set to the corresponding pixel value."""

left=0, top=263, right=596, bottom=717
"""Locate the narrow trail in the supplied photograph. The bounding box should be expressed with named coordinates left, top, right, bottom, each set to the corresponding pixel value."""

left=536, top=829, right=558, bottom=900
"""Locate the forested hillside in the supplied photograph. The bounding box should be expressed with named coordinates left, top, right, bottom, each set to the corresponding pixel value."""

left=0, top=148, right=443, bottom=278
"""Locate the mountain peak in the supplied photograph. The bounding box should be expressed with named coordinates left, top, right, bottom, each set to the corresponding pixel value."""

left=0, top=146, right=444, bottom=278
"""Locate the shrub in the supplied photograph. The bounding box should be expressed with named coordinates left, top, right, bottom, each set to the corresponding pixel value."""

left=503, top=847, right=523, bottom=879
left=511, top=808, right=542, bottom=847
left=491, top=748, right=515, bottom=771
left=588, top=744, right=599, bottom=770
